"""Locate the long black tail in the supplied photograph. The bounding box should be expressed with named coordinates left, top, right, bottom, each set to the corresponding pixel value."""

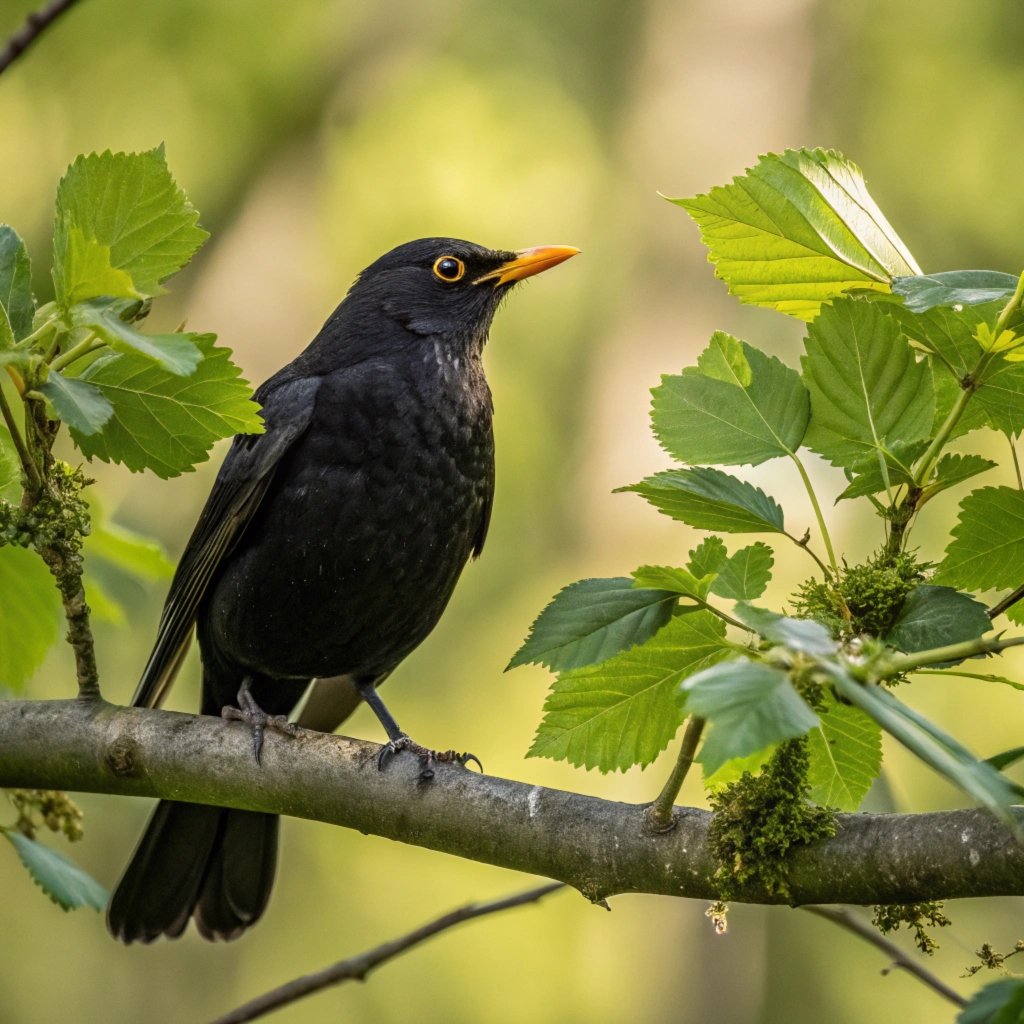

left=107, top=801, right=278, bottom=943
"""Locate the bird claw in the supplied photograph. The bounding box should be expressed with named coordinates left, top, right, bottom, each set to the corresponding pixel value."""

left=376, top=735, right=483, bottom=780
left=222, top=683, right=299, bottom=765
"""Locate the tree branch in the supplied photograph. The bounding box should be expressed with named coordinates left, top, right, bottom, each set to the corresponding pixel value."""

left=211, top=882, right=566, bottom=1024
left=1, top=698, right=1023, bottom=905
left=0, top=0, right=82, bottom=76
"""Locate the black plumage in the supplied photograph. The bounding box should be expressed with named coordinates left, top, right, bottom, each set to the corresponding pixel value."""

left=107, top=237, right=578, bottom=943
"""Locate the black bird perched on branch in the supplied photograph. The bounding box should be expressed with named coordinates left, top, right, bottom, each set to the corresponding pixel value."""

left=107, top=237, right=578, bottom=943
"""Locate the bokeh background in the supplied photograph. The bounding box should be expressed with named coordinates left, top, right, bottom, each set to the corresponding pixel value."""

left=2, top=1, right=1024, bottom=1021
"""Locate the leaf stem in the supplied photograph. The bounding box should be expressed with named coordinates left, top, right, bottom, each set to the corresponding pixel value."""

left=688, top=598, right=751, bottom=633
left=0, top=379, right=42, bottom=491
left=788, top=452, right=838, bottom=574
left=645, top=716, right=705, bottom=833
left=878, top=635, right=1024, bottom=677
left=49, top=335, right=102, bottom=374
left=910, top=385, right=973, bottom=489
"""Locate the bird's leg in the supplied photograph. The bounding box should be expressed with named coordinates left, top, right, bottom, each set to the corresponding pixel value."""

left=355, top=679, right=481, bottom=780
left=222, top=675, right=300, bottom=766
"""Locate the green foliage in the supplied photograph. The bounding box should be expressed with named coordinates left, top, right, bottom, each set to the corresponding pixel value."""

left=527, top=612, right=732, bottom=772
left=516, top=144, right=1024, bottom=837
left=0, top=227, right=33, bottom=346
left=957, top=979, right=1024, bottom=1024
left=3, top=831, right=107, bottom=912
left=670, top=148, right=920, bottom=320
left=0, top=546, right=62, bottom=691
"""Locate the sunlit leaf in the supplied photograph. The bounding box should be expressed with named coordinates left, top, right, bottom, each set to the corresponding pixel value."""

left=0, top=546, right=62, bottom=691
left=805, top=695, right=882, bottom=811
left=935, top=486, right=1024, bottom=591
left=710, top=543, right=773, bottom=600
left=672, top=148, right=920, bottom=320
left=687, top=536, right=729, bottom=578
left=652, top=334, right=809, bottom=466
left=630, top=565, right=713, bottom=601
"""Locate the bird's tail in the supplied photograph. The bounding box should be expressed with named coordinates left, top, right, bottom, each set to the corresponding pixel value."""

left=107, top=800, right=278, bottom=943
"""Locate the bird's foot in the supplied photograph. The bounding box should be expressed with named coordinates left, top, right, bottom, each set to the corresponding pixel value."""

left=222, top=683, right=299, bottom=765
left=377, top=734, right=482, bottom=780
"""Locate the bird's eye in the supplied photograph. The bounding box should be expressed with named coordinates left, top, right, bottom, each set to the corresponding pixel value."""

left=432, top=256, right=466, bottom=282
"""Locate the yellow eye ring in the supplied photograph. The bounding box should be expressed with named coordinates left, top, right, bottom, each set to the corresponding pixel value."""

left=432, top=256, right=466, bottom=282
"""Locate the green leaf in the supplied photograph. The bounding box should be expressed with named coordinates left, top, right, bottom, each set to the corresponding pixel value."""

left=52, top=148, right=208, bottom=306
left=687, top=536, right=729, bottom=578
left=3, top=831, right=108, bottom=911
left=702, top=745, right=777, bottom=790
left=69, top=335, right=263, bottom=478
left=973, top=358, right=1024, bottom=437
left=36, top=371, right=113, bottom=436
left=805, top=695, right=882, bottom=810
left=0, top=424, right=20, bottom=502
left=885, top=585, right=990, bottom=655
left=827, top=667, right=1020, bottom=828
left=986, top=745, right=1024, bottom=771
left=652, top=335, right=809, bottom=466
left=957, top=978, right=1024, bottom=1024
left=802, top=298, right=935, bottom=470
left=671, top=148, right=920, bottom=320
left=835, top=441, right=927, bottom=501
left=681, top=660, right=820, bottom=775
left=893, top=270, right=1019, bottom=313
left=0, top=226, right=34, bottom=343
left=709, top=543, right=774, bottom=600
left=630, top=565, right=713, bottom=600
left=890, top=301, right=996, bottom=378
left=0, top=546, right=62, bottom=690
left=84, top=516, right=174, bottom=581
left=932, top=370, right=991, bottom=441
left=935, top=486, right=1024, bottom=591
left=619, top=467, right=785, bottom=534
left=71, top=299, right=202, bottom=376
left=924, top=453, right=996, bottom=499
left=528, top=612, right=731, bottom=772
left=508, top=577, right=677, bottom=672
left=734, top=603, right=837, bottom=656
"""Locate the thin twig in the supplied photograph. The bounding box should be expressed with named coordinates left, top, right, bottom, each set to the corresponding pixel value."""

left=645, top=716, right=705, bottom=832
left=0, top=0, right=82, bottom=76
left=802, top=906, right=966, bottom=1008
left=0, top=381, right=42, bottom=491
left=210, top=882, right=566, bottom=1024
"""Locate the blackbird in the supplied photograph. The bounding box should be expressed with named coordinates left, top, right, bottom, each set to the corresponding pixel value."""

left=107, top=237, right=578, bottom=943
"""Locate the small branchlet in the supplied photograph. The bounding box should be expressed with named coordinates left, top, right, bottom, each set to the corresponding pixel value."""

left=963, top=940, right=1024, bottom=977
left=6, top=788, right=84, bottom=842
left=872, top=901, right=951, bottom=956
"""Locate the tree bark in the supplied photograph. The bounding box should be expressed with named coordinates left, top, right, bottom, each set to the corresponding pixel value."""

left=1, top=698, right=1021, bottom=906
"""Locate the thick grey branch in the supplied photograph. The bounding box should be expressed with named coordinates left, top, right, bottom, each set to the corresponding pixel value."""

left=0, top=698, right=1022, bottom=905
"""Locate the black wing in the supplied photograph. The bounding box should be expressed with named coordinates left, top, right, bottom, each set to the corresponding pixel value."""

left=131, top=374, right=322, bottom=708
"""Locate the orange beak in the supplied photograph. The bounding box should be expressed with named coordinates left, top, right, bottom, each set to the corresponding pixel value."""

left=474, top=245, right=580, bottom=286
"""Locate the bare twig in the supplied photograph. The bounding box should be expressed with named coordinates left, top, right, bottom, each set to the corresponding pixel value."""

left=802, top=905, right=966, bottom=1009
left=0, top=0, right=83, bottom=76
left=211, top=882, right=566, bottom=1024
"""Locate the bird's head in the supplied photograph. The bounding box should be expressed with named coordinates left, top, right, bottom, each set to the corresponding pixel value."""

left=333, top=238, right=579, bottom=357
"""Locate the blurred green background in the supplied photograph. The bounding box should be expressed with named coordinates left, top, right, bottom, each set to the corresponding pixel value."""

left=3, top=1, right=1024, bottom=1021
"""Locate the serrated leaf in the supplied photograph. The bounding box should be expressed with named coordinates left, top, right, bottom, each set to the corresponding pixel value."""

left=508, top=577, right=677, bottom=672
left=932, top=371, right=991, bottom=441
left=36, top=371, right=113, bottom=436
left=973, top=357, right=1024, bottom=437
left=885, top=585, right=990, bottom=655
left=619, top=467, right=785, bottom=534
left=924, top=453, right=996, bottom=499
left=836, top=440, right=927, bottom=501
left=671, top=148, right=920, bottom=320
left=0, top=546, right=62, bottom=690
left=827, top=666, right=1020, bottom=828
left=52, top=148, right=208, bottom=306
left=893, top=270, right=1019, bottom=313
left=802, top=298, right=934, bottom=470
left=4, top=831, right=108, bottom=911
left=0, top=225, right=33, bottom=343
left=681, top=660, right=819, bottom=775
left=71, top=299, right=202, bottom=376
left=734, top=602, right=837, bottom=656
left=528, top=612, right=731, bottom=772
left=710, top=543, right=773, bottom=600
left=702, top=745, right=777, bottom=790
left=935, top=486, right=1024, bottom=591
left=687, top=536, right=729, bottom=578
left=653, top=335, right=809, bottom=466
left=890, top=301, right=997, bottom=377
left=630, top=564, right=713, bottom=600
left=69, top=335, right=263, bottom=478
left=957, top=978, right=1024, bottom=1024
left=805, top=695, right=882, bottom=810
